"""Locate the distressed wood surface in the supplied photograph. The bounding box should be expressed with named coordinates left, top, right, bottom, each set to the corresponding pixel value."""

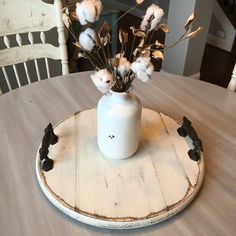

left=0, top=71, right=236, bottom=235
left=0, top=44, right=61, bottom=67
left=36, top=108, right=204, bottom=229
left=0, top=0, right=56, bottom=36
left=0, top=0, right=69, bottom=93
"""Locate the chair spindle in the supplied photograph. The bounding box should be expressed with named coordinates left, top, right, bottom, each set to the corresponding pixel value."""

left=16, top=34, right=31, bottom=84
left=40, top=32, right=51, bottom=78
left=28, top=33, right=41, bottom=81
left=2, top=67, right=12, bottom=91
left=3, top=36, right=21, bottom=87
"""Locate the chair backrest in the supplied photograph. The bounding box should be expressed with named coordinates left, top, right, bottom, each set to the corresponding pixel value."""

left=227, top=63, right=236, bottom=92
left=0, top=0, right=69, bottom=93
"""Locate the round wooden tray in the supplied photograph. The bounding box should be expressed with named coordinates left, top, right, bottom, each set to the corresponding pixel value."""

left=36, top=108, right=204, bottom=229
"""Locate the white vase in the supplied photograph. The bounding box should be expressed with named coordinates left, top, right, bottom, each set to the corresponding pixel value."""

left=97, top=90, right=142, bottom=160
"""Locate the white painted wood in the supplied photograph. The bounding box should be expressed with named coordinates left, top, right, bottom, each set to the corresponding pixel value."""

left=227, top=63, right=236, bottom=92
left=1, top=67, right=12, bottom=90
left=0, top=0, right=69, bottom=92
left=160, top=113, right=200, bottom=187
left=45, top=115, right=77, bottom=208
left=28, top=33, right=41, bottom=81
left=16, top=34, right=31, bottom=84
left=3, top=35, right=21, bottom=87
left=0, top=44, right=61, bottom=67
left=1, top=71, right=236, bottom=235
left=0, top=0, right=56, bottom=36
left=40, top=32, right=51, bottom=78
left=3, top=35, right=10, bottom=48
left=36, top=108, right=204, bottom=229
left=54, top=0, right=69, bottom=75
left=12, top=65, right=21, bottom=87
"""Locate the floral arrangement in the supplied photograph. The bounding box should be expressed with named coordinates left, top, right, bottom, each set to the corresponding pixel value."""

left=63, top=0, right=202, bottom=93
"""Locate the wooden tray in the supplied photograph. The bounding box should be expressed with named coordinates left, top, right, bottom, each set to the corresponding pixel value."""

left=36, top=108, right=204, bottom=229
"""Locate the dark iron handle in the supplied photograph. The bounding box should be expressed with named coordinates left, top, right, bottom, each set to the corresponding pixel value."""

left=39, top=123, right=58, bottom=171
left=177, top=116, right=203, bottom=162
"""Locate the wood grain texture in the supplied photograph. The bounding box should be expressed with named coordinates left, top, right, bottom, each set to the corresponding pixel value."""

left=36, top=108, right=204, bottom=229
left=0, top=71, right=236, bottom=235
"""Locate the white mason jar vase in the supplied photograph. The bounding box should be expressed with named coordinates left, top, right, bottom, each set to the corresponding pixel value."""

left=97, top=90, right=142, bottom=160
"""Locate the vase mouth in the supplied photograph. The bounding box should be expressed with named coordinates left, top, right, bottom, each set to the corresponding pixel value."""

left=109, top=89, right=129, bottom=95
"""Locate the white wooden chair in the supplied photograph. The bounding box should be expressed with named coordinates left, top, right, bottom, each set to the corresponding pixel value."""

left=0, top=0, right=69, bottom=94
left=227, top=63, right=236, bottom=92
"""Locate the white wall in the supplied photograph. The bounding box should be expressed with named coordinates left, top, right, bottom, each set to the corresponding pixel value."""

left=184, top=0, right=214, bottom=76
left=162, top=0, right=214, bottom=76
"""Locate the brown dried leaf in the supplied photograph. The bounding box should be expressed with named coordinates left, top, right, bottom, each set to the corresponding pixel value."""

left=62, top=14, right=70, bottom=28
left=133, top=38, right=145, bottom=57
left=185, top=12, right=195, bottom=31
left=155, top=40, right=164, bottom=48
left=123, top=32, right=128, bottom=43
left=119, top=29, right=128, bottom=44
left=138, top=38, right=145, bottom=48
left=141, top=50, right=150, bottom=57
left=70, top=11, right=79, bottom=21
left=119, top=30, right=123, bottom=44
left=130, top=26, right=145, bottom=37
left=109, top=57, right=119, bottom=68
left=73, top=41, right=81, bottom=48
left=152, top=50, right=164, bottom=60
left=133, top=48, right=139, bottom=57
left=157, top=23, right=169, bottom=33
left=99, top=22, right=111, bottom=46
left=78, top=53, right=86, bottom=58
left=186, top=27, right=203, bottom=39
left=61, top=7, right=71, bottom=28
left=136, top=0, right=144, bottom=4
left=100, top=22, right=110, bottom=38
left=101, top=34, right=111, bottom=46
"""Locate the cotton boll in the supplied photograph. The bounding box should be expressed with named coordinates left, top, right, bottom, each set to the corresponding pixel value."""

left=150, top=7, right=164, bottom=30
left=131, top=56, right=154, bottom=82
left=76, top=0, right=102, bottom=25
left=136, top=71, right=150, bottom=82
left=92, top=0, right=103, bottom=17
left=140, top=4, right=164, bottom=31
left=146, top=63, right=154, bottom=75
left=130, top=60, right=140, bottom=73
left=79, top=28, right=96, bottom=51
left=130, top=57, right=147, bottom=73
left=90, top=69, right=114, bottom=93
left=116, top=55, right=130, bottom=76
left=138, top=57, right=151, bottom=70
left=131, top=57, right=151, bottom=73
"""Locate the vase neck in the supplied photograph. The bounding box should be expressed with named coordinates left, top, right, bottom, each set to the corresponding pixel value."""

left=110, top=90, right=128, bottom=95
left=109, top=90, right=129, bottom=102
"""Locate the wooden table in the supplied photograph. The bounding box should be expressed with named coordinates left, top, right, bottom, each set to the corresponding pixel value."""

left=0, top=71, right=235, bottom=235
